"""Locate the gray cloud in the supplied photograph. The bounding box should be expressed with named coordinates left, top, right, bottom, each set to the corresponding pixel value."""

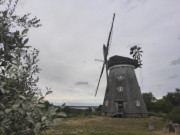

left=124, top=0, right=133, bottom=5
left=75, top=81, right=88, bottom=85
left=171, top=57, right=180, bottom=65
left=168, top=74, right=178, bottom=80
left=15, top=0, right=180, bottom=104
left=127, top=6, right=137, bottom=12
left=157, top=84, right=162, bottom=87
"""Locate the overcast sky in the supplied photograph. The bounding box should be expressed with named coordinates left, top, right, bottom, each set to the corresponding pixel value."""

left=16, top=0, right=180, bottom=106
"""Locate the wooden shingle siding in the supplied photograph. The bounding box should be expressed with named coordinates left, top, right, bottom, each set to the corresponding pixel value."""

left=101, top=56, right=148, bottom=118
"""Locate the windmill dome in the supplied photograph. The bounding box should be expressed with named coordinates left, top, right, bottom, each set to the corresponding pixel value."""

left=108, top=55, right=140, bottom=69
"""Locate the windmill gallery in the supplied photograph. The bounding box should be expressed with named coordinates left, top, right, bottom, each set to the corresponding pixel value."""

left=95, top=14, right=148, bottom=118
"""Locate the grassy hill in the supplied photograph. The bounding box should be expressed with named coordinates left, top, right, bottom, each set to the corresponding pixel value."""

left=45, top=116, right=178, bottom=135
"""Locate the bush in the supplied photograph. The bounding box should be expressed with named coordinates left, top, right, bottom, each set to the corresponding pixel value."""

left=0, top=87, right=65, bottom=134
left=154, top=99, right=173, bottom=113
left=0, top=1, right=65, bottom=134
left=165, top=107, right=180, bottom=124
left=148, top=112, right=165, bottom=117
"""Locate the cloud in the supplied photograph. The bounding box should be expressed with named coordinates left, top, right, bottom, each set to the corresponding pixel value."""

left=124, top=0, right=133, bottom=5
left=75, top=81, right=88, bottom=85
left=168, top=74, right=178, bottom=79
left=127, top=6, right=137, bottom=12
left=171, top=57, right=180, bottom=65
left=18, top=0, right=29, bottom=8
left=157, top=84, right=162, bottom=87
left=15, top=0, right=180, bottom=104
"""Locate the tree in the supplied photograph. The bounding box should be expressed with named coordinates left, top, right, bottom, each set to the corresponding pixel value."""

left=163, top=88, right=180, bottom=106
left=63, top=106, right=71, bottom=114
left=130, top=45, right=143, bottom=67
left=154, top=99, right=173, bottom=113
left=0, top=1, right=65, bottom=134
left=96, top=105, right=102, bottom=112
left=165, top=107, right=180, bottom=124
left=142, top=92, right=156, bottom=112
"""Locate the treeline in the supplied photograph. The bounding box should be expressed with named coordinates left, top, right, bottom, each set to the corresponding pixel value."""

left=142, top=88, right=180, bottom=123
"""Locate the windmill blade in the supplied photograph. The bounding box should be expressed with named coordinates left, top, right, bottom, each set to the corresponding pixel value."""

left=94, top=59, right=104, bottom=62
left=103, top=14, right=115, bottom=91
left=106, top=13, right=115, bottom=57
left=103, top=45, right=109, bottom=87
left=95, top=13, right=115, bottom=96
left=95, top=62, right=105, bottom=96
left=103, top=45, right=108, bottom=61
left=105, top=14, right=115, bottom=84
left=95, top=44, right=107, bottom=96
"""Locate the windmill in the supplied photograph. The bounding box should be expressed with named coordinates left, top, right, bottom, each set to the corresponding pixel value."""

left=95, top=13, right=115, bottom=97
left=95, top=14, right=148, bottom=118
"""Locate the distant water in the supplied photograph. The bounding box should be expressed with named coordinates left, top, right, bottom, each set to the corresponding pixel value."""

left=68, top=106, right=98, bottom=110
left=53, top=102, right=100, bottom=107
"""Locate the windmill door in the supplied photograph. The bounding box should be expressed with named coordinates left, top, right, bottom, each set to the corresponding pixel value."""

left=118, top=101, right=123, bottom=112
left=114, top=101, right=123, bottom=118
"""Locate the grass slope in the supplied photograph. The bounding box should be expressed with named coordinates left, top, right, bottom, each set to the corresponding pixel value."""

left=45, top=116, right=178, bottom=135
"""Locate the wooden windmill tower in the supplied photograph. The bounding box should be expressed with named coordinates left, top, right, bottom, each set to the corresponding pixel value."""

left=95, top=14, right=148, bottom=118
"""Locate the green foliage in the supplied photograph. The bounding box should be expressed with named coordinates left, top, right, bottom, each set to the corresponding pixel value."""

left=130, top=45, right=143, bottom=67
left=0, top=86, right=65, bottom=134
left=62, top=106, right=71, bottom=114
left=0, top=0, right=41, bottom=68
left=165, top=107, right=180, bottom=124
left=0, top=0, right=65, bottom=134
left=143, top=92, right=175, bottom=114
left=142, top=92, right=156, bottom=112
left=154, top=99, right=173, bottom=113
left=163, top=88, right=180, bottom=106
left=148, top=112, right=165, bottom=117
left=62, top=107, right=93, bottom=118
left=96, top=105, right=102, bottom=112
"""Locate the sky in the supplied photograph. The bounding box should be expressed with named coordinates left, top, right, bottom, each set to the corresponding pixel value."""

left=14, top=0, right=180, bottom=106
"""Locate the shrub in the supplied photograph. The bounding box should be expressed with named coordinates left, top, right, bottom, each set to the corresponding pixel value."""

left=0, top=0, right=65, bottom=134
left=154, top=99, right=173, bottom=113
left=165, top=107, right=180, bottom=124
left=148, top=112, right=165, bottom=117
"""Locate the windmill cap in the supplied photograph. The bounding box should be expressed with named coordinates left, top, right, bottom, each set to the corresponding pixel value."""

left=108, top=55, right=140, bottom=69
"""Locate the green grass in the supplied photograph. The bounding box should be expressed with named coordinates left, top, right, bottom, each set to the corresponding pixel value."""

left=44, top=116, right=177, bottom=135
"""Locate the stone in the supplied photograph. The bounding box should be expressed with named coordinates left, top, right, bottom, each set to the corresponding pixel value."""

left=169, top=120, right=173, bottom=124
left=175, top=124, right=180, bottom=133
left=169, top=124, right=174, bottom=132
left=152, top=117, right=157, bottom=122
left=163, top=123, right=175, bottom=133
left=149, top=123, right=155, bottom=131
left=144, top=122, right=149, bottom=127
left=163, top=126, right=170, bottom=133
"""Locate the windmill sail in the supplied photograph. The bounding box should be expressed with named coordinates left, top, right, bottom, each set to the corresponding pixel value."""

left=95, top=62, right=105, bottom=96
left=106, top=13, right=115, bottom=56
left=95, top=13, right=115, bottom=96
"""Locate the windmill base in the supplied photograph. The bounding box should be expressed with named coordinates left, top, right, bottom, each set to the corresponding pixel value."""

left=101, top=112, right=148, bottom=118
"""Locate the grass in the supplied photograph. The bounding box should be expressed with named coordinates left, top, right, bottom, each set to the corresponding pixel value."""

left=44, top=116, right=178, bottom=135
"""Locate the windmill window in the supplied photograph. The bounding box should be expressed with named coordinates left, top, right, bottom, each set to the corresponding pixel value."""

left=105, top=100, right=108, bottom=107
left=117, top=86, right=124, bottom=92
left=136, top=100, right=140, bottom=107
left=117, top=74, right=125, bottom=80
